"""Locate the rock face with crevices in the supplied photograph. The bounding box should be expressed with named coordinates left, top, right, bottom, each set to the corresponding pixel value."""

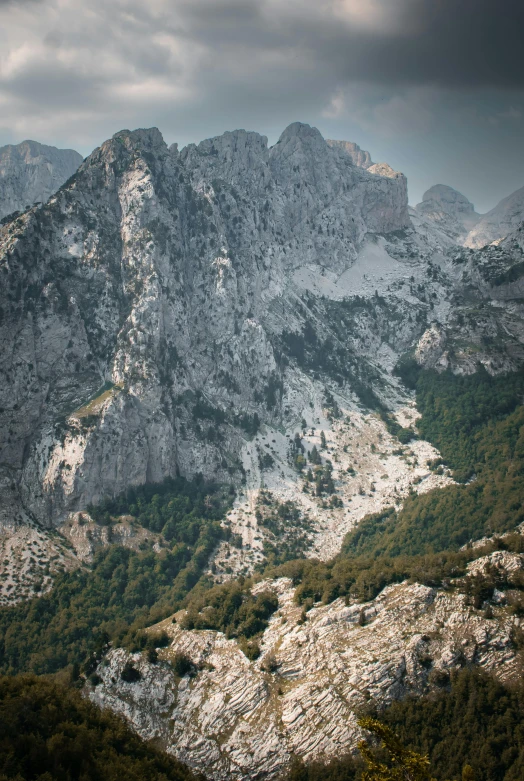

left=0, top=140, right=82, bottom=220
left=90, top=555, right=523, bottom=780
left=326, top=139, right=372, bottom=169
left=0, top=122, right=412, bottom=532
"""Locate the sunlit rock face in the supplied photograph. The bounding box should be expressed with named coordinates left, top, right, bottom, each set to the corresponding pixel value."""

left=326, top=139, right=373, bottom=169
left=0, top=140, right=82, bottom=220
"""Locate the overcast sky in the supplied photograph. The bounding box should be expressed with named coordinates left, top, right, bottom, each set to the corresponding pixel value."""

left=0, top=0, right=523, bottom=212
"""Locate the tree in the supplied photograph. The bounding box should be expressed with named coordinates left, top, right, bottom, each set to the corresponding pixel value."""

left=357, top=717, right=436, bottom=781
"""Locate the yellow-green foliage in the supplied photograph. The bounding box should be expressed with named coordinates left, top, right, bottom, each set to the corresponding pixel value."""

left=358, top=717, right=436, bottom=781
left=72, top=382, right=123, bottom=419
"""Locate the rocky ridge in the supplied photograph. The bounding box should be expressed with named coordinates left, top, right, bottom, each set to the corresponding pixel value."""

left=326, top=139, right=372, bottom=169
left=90, top=549, right=524, bottom=779
left=0, top=140, right=82, bottom=221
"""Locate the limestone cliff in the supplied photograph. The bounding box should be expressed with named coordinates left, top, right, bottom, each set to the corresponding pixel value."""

left=0, top=123, right=410, bottom=532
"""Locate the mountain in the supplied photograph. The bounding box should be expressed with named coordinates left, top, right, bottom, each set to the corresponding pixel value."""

left=415, top=182, right=524, bottom=249
left=0, top=123, right=409, bottom=534
left=414, top=184, right=480, bottom=243
left=465, top=184, right=524, bottom=248
left=1, top=123, right=524, bottom=597
left=2, top=121, right=524, bottom=779
left=0, top=140, right=83, bottom=221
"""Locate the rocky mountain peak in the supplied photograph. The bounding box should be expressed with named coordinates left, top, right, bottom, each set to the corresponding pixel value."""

left=0, top=139, right=83, bottom=220
left=275, top=121, right=325, bottom=146
left=414, top=183, right=480, bottom=242
left=419, top=184, right=477, bottom=216
left=367, top=162, right=403, bottom=180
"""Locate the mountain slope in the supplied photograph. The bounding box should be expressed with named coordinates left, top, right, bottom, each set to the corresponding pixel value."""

left=0, top=122, right=411, bottom=533
left=2, top=123, right=524, bottom=603
left=465, top=185, right=524, bottom=248
left=90, top=548, right=523, bottom=780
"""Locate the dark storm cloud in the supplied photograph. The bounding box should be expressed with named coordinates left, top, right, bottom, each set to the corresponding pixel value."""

left=327, top=0, right=524, bottom=88
left=176, top=0, right=524, bottom=89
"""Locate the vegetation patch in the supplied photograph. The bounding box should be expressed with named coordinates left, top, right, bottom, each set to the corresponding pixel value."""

left=72, top=381, right=123, bottom=419
left=0, top=476, right=232, bottom=676
left=0, top=674, right=198, bottom=781
left=255, top=490, right=314, bottom=565
left=180, top=578, right=278, bottom=645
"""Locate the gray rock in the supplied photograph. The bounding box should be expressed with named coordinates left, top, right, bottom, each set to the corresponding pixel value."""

left=415, top=184, right=480, bottom=242
left=326, top=139, right=373, bottom=169
left=90, top=571, right=522, bottom=779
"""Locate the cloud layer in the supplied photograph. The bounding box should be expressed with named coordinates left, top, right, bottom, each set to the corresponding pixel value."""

left=0, top=0, right=523, bottom=209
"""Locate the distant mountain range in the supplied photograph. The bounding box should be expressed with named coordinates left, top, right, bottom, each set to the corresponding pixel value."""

left=0, top=140, right=83, bottom=221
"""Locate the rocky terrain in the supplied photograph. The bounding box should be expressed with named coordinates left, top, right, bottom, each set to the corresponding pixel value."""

left=0, top=123, right=412, bottom=535
left=326, top=139, right=372, bottom=169
left=415, top=181, right=524, bottom=250
left=90, top=548, right=524, bottom=779
left=1, top=121, right=524, bottom=778
left=0, top=140, right=82, bottom=221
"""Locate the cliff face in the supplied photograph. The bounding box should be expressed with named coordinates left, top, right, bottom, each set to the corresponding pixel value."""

left=326, top=139, right=373, bottom=169
left=0, top=123, right=411, bottom=531
left=0, top=140, right=82, bottom=220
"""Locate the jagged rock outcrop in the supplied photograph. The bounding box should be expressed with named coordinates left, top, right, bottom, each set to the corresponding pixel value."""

left=90, top=554, right=523, bottom=779
left=0, top=140, right=82, bottom=220
left=326, top=139, right=372, bottom=169
left=465, top=185, right=524, bottom=248
left=415, top=184, right=480, bottom=243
